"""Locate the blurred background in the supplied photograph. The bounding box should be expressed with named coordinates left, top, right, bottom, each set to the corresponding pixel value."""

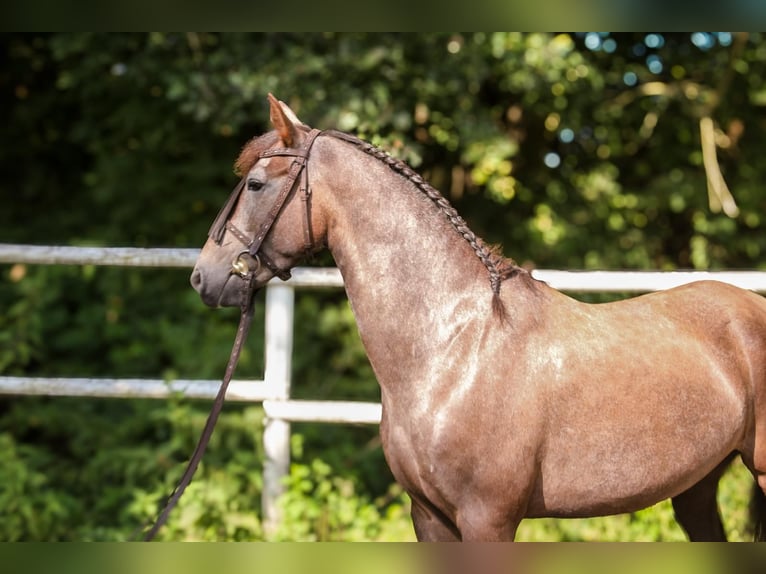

left=1, top=32, right=765, bottom=540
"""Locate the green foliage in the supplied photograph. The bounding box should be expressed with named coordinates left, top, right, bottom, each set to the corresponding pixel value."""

left=0, top=432, right=74, bottom=541
left=272, top=435, right=414, bottom=541
left=274, top=459, right=413, bottom=542
left=0, top=393, right=412, bottom=541
left=3, top=33, right=766, bottom=540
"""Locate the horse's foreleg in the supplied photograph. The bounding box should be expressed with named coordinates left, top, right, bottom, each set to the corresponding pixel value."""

left=671, top=454, right=734, bottom=541
left=410, top=497, right=461, bottom=541
left=453, top=500, right=521, bottom=541
left=410, top=500, right=523, bottom=541
left=747, top=480, right=766, bottom=541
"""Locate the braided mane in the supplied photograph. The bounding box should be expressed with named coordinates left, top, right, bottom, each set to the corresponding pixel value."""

left=324, top=129, right=524, bottom=312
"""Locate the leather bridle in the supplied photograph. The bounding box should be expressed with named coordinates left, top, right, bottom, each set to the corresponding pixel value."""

left=209, top=128, right=322, bottom=305
left=141, top=128, right=322, bottom=540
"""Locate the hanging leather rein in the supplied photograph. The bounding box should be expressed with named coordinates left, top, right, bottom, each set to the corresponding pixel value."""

left=141, top=129, right=322, bottom=540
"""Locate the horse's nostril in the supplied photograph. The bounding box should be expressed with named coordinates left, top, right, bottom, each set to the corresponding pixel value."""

left=190, top=269, right=203, bottom=291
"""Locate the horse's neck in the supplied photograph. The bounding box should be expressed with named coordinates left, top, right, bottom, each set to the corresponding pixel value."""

left=315, top=140, right=492, bottom=384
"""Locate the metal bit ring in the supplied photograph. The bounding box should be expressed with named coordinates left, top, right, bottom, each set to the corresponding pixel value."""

left=231, top=251, right=260, bottom=279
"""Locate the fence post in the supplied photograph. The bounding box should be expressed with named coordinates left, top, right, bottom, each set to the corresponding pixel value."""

left=261, top=283, right=295, bottom=538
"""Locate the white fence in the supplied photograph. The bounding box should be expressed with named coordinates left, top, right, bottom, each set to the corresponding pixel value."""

left=2, top=242, right=766, bottom=533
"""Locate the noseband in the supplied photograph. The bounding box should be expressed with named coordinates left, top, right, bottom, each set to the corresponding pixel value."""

left=208, top=128, right=322, bottom=305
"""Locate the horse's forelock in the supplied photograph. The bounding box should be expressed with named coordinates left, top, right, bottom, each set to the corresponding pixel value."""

left=234, top=132, right=280, bottom=176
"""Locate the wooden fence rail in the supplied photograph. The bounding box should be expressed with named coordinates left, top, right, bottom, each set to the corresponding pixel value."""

left=2, top=242, right=766, bottom=534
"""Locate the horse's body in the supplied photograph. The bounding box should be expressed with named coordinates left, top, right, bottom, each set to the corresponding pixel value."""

left=191, top=95, right=766, bottom=540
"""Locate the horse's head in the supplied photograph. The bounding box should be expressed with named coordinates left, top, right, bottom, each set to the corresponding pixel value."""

left=191, top=94, right=325, bottom=308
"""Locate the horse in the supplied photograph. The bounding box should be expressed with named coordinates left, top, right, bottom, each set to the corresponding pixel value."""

left=191, top=94, right=766, bottom=541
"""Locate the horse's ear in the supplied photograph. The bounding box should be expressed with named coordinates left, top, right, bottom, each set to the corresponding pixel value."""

left=279, top=99, right=306, bottom=128
left=268, top=93, right=302, bottom=148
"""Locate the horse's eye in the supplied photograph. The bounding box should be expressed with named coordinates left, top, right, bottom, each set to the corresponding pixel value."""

left=247, top=179, right=265, bottom=192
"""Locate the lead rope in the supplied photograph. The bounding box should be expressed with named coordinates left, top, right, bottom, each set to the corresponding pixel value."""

left=140, top=279, right=258, bottom=541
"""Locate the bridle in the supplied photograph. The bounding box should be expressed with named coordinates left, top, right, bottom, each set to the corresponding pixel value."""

left=141, top=128, right=322, bottom=540
left=209, top=128, right=323, bottom=307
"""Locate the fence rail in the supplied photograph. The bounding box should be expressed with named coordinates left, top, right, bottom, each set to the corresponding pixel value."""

left=2, top=242, right=766, bottom=534
left=4, top=242, right=766, bottom=291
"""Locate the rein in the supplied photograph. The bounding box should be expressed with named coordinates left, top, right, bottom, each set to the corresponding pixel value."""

left=141, top=300, right=255, bottom=540
left=141, top=129, right=321, bottom=540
